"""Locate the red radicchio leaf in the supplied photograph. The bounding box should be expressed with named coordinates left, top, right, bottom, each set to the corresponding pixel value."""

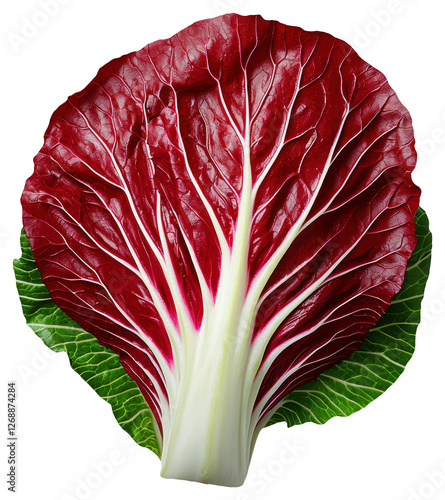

left=21, top=13, right=420, bottom=486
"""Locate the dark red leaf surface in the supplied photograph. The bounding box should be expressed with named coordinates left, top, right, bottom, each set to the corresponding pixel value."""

left=22, top=13, right=419, bottom=436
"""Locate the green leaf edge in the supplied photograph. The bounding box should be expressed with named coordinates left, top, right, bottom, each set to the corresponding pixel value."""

left=13, top=207, right=432, bottom=447
left=13, top=233, right=161, bottom=457
left=268, top=206, right=432, bottom=427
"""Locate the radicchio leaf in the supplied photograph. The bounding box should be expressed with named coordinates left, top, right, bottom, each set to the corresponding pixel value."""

left=21, top=13, right=421, bottom=485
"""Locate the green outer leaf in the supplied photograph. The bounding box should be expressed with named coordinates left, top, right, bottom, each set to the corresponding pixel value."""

left=13, top=230, right=161, bottom=457
left=268, top=207, right=432, bottom=427
left=14, top=207, right=432, bottom=447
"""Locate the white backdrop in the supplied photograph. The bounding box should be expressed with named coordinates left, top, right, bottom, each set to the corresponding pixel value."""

left=1, top=1, right=444, bottom=499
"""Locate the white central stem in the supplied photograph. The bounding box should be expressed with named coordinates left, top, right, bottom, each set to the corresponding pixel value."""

left=159, top=182, right=254, bottom=485
left=160, top=93, right=258, bottom=485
